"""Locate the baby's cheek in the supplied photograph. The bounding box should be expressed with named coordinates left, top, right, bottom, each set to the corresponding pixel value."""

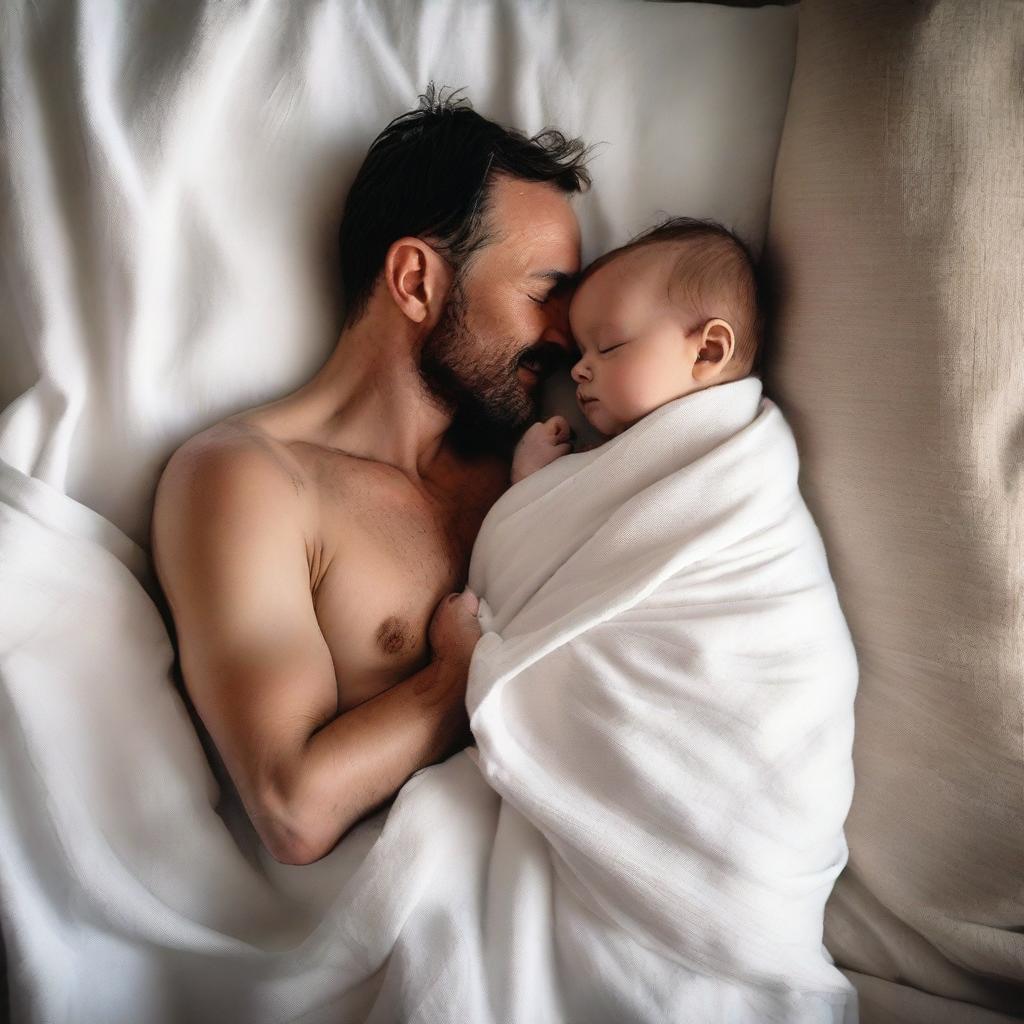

left=620, top=367, right=681, bottom=433
left=613, top=362, right=658, bottom=414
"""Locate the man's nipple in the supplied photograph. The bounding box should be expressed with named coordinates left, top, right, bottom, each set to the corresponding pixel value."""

left=375, top=615, right=415, bottom=656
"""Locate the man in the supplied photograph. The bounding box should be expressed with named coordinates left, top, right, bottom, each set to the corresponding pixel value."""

left=150, top=86, right=590, bottom=866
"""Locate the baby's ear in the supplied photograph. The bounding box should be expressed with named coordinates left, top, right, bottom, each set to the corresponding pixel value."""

left=693, top=319, right=736, bottom=380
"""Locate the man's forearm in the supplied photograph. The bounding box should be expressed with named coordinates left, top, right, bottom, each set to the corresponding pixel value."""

left=260, top=655, right=471, bottom=865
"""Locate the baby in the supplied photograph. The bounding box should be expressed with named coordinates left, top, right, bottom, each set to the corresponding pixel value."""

left=430, top=217, right=858, bottom=1017
left=510, top=215, right=764, bottom=482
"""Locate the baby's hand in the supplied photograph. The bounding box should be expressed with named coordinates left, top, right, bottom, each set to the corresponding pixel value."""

left=511, top=415, right=573, bottom=483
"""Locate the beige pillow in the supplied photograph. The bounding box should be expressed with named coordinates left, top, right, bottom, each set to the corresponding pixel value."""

left=763, top=1, right=1024, bottom=1021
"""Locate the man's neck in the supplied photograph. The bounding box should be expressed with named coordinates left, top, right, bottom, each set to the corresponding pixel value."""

left=278, top=320, right=456, bottom=482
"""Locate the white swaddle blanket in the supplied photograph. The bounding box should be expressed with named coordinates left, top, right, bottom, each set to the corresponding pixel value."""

left=464, top=374, right=860, bottom=1021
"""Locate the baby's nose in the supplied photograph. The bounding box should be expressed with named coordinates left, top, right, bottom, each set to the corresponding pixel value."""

left=570, top=357, right=590, bottom=383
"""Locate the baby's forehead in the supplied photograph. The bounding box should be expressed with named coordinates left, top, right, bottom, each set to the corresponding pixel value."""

left=573, top=243, right=678, bottom=306
left=568, top=245, right=681, bottom=341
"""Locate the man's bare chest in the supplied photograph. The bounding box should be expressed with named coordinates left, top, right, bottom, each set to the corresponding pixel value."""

left=301, top=452, right=500, bottom=711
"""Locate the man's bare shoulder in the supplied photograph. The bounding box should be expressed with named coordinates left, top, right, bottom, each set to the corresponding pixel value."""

left=151, top=419, right=312, bottom=576
left=158, top=418, right=308, bottom=501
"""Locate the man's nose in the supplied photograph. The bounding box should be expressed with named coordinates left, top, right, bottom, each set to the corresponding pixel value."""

left=541, top=291, right=574, bottom=354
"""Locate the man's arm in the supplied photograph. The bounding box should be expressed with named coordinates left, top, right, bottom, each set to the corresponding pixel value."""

left=151, top=439, right=471, bottom=866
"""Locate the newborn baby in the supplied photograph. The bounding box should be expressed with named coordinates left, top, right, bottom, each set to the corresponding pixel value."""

left=510, top=215, right=764, bottom=481
left=429, top=217, right=859, bottom=1020
left=445, top=215, right=859, bottom=1019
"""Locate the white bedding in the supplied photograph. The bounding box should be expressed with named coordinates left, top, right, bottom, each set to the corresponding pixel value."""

left=0, top=0, right=797, bottom=547
left=0, top=1, right=807, bottom=1020
left=0, top=376, right=858, bottom=1023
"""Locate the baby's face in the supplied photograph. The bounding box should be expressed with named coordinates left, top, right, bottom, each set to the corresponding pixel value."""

left=567, top=245, right=709, bottom=438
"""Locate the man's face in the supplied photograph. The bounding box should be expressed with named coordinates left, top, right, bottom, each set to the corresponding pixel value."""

left=417, top=175, right=581, bottom=447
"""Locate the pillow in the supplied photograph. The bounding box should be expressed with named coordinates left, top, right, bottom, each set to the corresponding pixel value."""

left=0, top=0, right=797, bottom=547
left=763, top=0, right=1024, bottom=1019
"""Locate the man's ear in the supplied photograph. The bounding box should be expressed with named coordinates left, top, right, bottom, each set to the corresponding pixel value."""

left=382, top=237, right=454, bottom=325
left=692, top=318, right=736, bottom=381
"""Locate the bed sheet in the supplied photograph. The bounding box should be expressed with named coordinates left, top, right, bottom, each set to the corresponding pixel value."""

left=0, top=1, right=801, bottom=1020
left=0, top=0, right=798, bottom=548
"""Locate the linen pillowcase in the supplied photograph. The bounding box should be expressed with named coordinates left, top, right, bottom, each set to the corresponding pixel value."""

left=763, top=0, right=1024, bottom=1020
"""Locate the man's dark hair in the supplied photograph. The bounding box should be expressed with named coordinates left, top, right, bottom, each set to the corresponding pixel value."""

left=579, top=216, right=768, bottom=379
left=338, top=84, right=593, bottom=328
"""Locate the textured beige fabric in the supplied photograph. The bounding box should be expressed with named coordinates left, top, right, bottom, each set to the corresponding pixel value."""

left=763, top=1, right=1024, bottom=1021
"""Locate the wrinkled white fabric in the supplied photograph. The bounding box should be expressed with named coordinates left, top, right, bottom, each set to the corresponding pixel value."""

left=0, top=375, right=859, bottom=1023
left=0, top=0, right=797, bottom=547
left=465, top=375, right=861, bottom=1022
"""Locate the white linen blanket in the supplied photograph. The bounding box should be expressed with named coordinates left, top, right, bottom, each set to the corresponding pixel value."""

left=0, top=374, right=857, bottom=1023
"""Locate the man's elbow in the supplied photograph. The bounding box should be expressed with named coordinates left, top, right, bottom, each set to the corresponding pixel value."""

left=250, top=779, right=342, bottom=866
left=259, top=815, right=328, bottom=866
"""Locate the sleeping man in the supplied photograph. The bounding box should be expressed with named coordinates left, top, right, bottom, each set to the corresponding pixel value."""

left=150, top=85, right=591, bottom=866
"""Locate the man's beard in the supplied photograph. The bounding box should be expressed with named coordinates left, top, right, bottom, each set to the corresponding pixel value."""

left=417, top=281, right=537, bottom=458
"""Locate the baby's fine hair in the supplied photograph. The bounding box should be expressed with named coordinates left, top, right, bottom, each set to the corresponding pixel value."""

left=580, top=216, right=766, bottom=379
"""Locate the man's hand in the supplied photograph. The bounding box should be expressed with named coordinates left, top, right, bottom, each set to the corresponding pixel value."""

left=511, top=415, right=573, bottom=483
left=429, top=588, right=482, bottom=668
left=427, top=588, right=482, bottom=749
